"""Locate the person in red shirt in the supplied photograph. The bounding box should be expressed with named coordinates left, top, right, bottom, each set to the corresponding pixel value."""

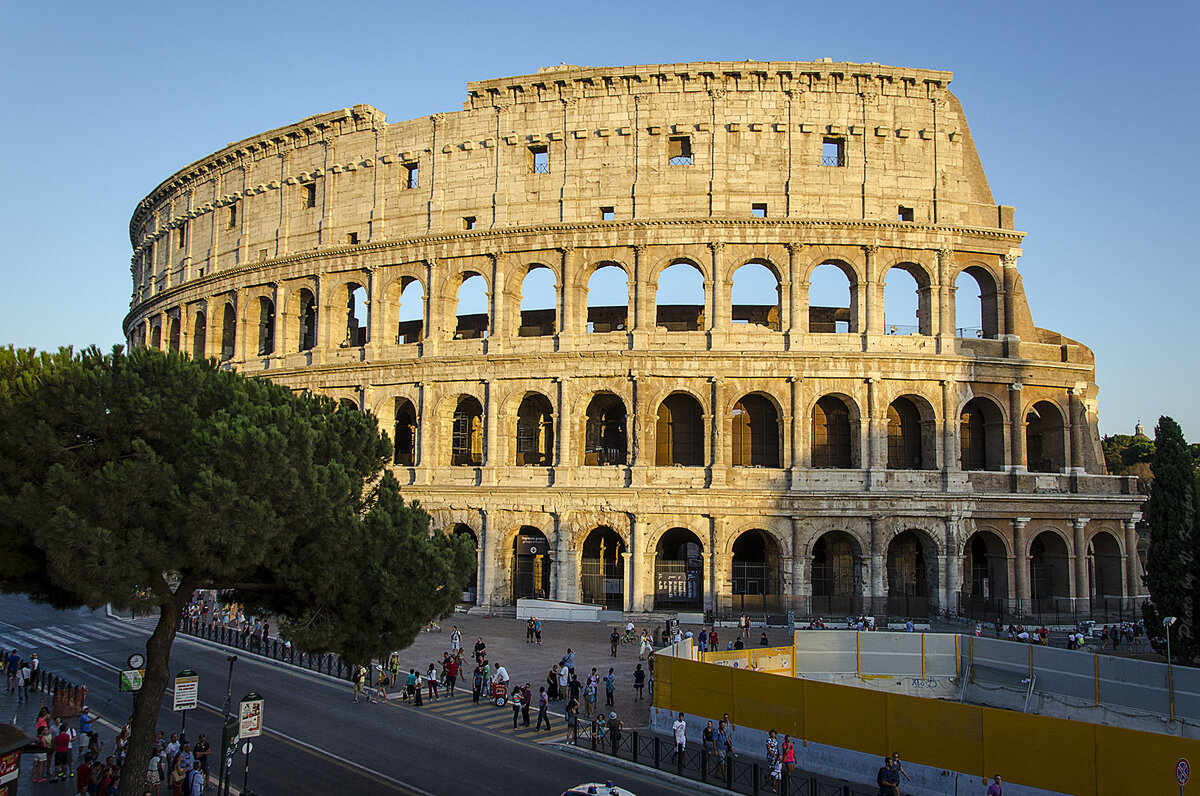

left=75, top=756, right=91, bottom=791
left=445, top=657, right=459, bottom=697
left=52, top=724, right=72, bottom=780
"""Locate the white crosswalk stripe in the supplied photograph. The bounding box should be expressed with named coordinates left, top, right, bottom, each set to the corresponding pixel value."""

left=44, top=626, right=89, bottom=642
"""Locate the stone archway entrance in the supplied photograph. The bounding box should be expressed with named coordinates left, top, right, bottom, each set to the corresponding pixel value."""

left=654, top=528, right=704, bottom=611
left=452, top=524, right=478, bottom=604
left=810, top=531, right=863, bottom=616
left=580, top=526, right=625, bottom=610
left=512, top=527, right=550, bottom=601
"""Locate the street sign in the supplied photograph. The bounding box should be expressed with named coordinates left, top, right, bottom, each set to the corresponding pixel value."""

left=1, top=751, right=20, bottom=788
left=173, top=670, right=199, bottom=711
left=239, top=692, right=264, bottom=738
left=119, top=669, right=145, bottom=692
left=241, top=742, right=253, bottom=755
left=1177, top=757, right=1190, bottom=786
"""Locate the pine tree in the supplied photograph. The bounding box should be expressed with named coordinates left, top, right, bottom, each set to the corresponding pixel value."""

left=0, top=346, right=474, bottom=796
left=1142, top=416, right=1197, bottom=662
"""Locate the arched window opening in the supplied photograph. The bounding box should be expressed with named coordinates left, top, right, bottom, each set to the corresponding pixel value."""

left=730, top=262, right=780, bottom=330
left=587, top=264, right=628, bottom=333
left=731, top=530, right=782, bottom=615
left=167, top=316, right=181, bottom=353
left=960, top=398, right=1004, bottom=471
left=512, top=527, right=550, bottom=601
left=1089, top=532, right=1123, bottom=601
left=731, top=394, right=780, bottom=467
left=812, top=396, right=852, bottom=468
left=393, top=398, right=417, bottom=466
left=150, top=323, right=162, bottom=349
left=1029, top=531, right=1071, bottom=611
left=811, top=531, right=862, bottom=615
left=339, top=398, right=359, bottom=411
left=809, top=262, right=853, bottom=333
left=955, top=266, right=999, bottom=339
left=886, top=397, right=923, bottom=470
left=451, top=396, right=484, bottom=466
left=220, top=303, right=236, bottom=361
left=396, top=279, right=425, bottom=344
left=452, top=524, right=479, bottom=603
left=454, top=273, right=489, bottom=340
left=655, top=392, right=704, bottom=466
left=257, top=297, right=275, bottom=356
left=515, top=393, right=554, bottom=466
left=656, top=262, right=705, bottom=331
left=962, top=531, right=1010, bottom=616
left=1025, top=401, right=1066, bottom=473
left=584, top=393, right=627, bottom=465
left=581, top=526, right=625, bottom=610
left=191, top=312, right=207, bottom=360
left=654, top=527, right=704, bottom=611
left=518, top=266, right=557, bottom=337
left=298, top=289, right=317, bottom=352
left=345, top=283, right=368, bottom=347
left=883, top=266, right=925, bottom=335
left=886, top=530, right=931, bottom=617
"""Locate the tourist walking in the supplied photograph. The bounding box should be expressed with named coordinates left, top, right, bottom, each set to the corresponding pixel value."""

left=536, top=687, right=552, bottom=731
left=765, top=730, right=782, bottom=792
left=672, top=712, right=687, bottom=762
left=633, top=663, right=646, bottom=700
left=521, top=683, right=532, bottom=726
left=604, top=668, right=615, bottom=706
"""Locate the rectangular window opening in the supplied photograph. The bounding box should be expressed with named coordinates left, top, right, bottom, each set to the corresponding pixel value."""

left=751, top=203, right=768, bottom=218
left=600, top=206, right=615, bottom=221
left=822, top=137, right=845, bottom=167
left=227, top=203, right=238, bottom=229
left=898, top=206, right=914, bottom=222
left=347, top=232, right=359, bottom=245
left=463, top=216, right=476, bottom=230
left=177, top=223, right=187, bottom=249
left=304, top=183, right=317, bottom=209
left=530, top=145, right=549, bottom=174
left=404, top=163, right=419, bottom=189
left=668, top=136, right=693, bottom=166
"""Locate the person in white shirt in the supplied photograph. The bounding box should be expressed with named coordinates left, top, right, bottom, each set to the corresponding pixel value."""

left=672, top=712, right=687, bottom=760
left=494, top=664, right=509, bottom=686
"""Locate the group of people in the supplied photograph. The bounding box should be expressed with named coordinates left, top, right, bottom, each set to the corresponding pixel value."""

left=26, top=704, right=209, bottom=796
left=352, top=639, right=468, bottom=705
left=5, top=647, right=38, bottom=702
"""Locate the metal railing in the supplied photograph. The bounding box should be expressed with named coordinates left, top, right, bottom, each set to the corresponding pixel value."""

left=820, top=155, right=845, bottom=167
left=955, top=595, right=1148, bottom=626
left=568, top=717, right=875, bottom=795
left=178, top=617, right=353, bottom=680
left=668, top=155, right=694, bottom=166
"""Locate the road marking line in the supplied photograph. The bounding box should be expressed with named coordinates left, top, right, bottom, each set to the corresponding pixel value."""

left=44, top=626, right=89, bottom=642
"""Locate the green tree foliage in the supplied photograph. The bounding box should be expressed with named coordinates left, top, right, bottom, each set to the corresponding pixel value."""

left=0, top=345, right=474, bottom=796
left=1141, top=416, right=1198, bottom=663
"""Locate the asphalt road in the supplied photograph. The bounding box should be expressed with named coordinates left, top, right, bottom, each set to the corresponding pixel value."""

left=0, top=594, right=690, bottom=796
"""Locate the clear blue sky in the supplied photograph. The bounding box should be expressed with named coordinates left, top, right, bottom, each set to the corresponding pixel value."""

left=2, top=1, right=1195, bottom=439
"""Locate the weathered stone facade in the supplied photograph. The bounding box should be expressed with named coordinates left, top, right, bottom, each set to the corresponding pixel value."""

left=124, top=61, right=1143, bottom=619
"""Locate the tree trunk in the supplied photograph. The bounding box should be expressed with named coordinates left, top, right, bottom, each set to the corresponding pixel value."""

left=118, top=595, right=181, bottom=796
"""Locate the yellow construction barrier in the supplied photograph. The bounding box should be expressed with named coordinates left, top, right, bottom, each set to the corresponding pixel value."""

left=701, top=644, right=794, bottom=675
left=654, top=652, right=1200, bottom=795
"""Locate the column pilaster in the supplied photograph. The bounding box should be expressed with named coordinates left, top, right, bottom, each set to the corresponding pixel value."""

left=1013, top=517, right=1031, bottom=609
left=1124, top=518, right=1141, bottom=598
left=708, top=241, right=726, bottom=349
left=1009, top=383, right=1025, bottom=473
left=1073, top=517, right=1090, bottom=601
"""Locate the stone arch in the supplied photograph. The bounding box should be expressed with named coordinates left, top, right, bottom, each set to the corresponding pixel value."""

left=809, top=530, right=864, bottom=616
left=807, top=260, right=858, bottom=333
left=655, top=391, right=706, bottom=466
left=252, top=295, right=276, bottom=356
left=295, top=288, right=317, bottom=352
left=580, top=526, right=626, bottom=610
left=219, top=301, right=237, bottom=360
left=380, top=269, right=426, bottom=345
left=450, top=394, right=484, bottom=466
left=730, top=260, right=781, bottom=330
left=393, top=396, right=418, bottom=466
left=655, top=259, right=706, bottom=331
left=954, top=262, right=1001, bottom=339
left=452, top=270, right=490, bottom=340
left=730, top=528, right=783, bottom=598
left=811, top=393, right=861, bottom=468
left=1025, top=399, right=1067, bottom=473
left=887, top=394, right=937, bottom=470
left=959, top=395, right=1006, bottom=471
left=513, top=391, right=554, bottom=466
left=167, top=313, right=181, bottom=353
left=583, top=391, right=628, bottom=466
left=585, top=261, right=630, bottom=334
left=731, top=392, right=782, bottom=467
left=450, top=523, right=479, bottom=603
left=1029, top=528, right=1071, bottom=608
left=885, top=528, right=938, bottom=616
left=511, top=525, right=552, bottom=601
left=652, top=526, right=705, bottom=610
left=514, top=262, right=558, bottom=338
left=190, top=309, right=207, bottom=360
left=882, top=260, right=934, bottom=336
left=962, top=528, right=1011, bottom=609
left=1088, top=529, right=1123, bottom=600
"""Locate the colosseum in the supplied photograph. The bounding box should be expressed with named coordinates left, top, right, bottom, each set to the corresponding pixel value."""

left=124, top=60, right=1144, bottom=622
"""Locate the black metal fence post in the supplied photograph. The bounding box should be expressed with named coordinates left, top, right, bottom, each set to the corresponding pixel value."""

left=632, top=731, right=639, bottom=763
left=752, top=762, right=760, bottom=795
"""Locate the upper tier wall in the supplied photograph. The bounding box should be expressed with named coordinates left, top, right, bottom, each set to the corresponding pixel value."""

left=128, top=60, right=1010, bottom=280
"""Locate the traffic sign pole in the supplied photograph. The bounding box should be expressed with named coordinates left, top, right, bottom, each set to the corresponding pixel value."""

left=1177, top=756, right=1190, bottom=796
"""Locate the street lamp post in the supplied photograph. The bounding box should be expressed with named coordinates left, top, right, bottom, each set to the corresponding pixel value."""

left=1164, top=616, right=1177, bottom=722
left=218, top=655, right=237, bottom=795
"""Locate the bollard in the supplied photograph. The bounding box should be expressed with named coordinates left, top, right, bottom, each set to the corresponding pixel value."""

left=700, top=748, right=708, bottom=782
left=632, top=731, right=639, bottom=763
left=752, top=762, right=759, bottom=795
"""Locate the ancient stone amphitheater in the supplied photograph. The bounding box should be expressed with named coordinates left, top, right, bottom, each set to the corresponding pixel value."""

left=125, top=60, right=1143, bottom=621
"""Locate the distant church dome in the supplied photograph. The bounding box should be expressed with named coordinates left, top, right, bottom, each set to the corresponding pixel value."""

left=1134, top=420, right=1149, bottom=439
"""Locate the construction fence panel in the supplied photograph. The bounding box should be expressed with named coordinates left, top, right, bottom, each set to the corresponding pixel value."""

left=792, top=630, right=858, bottom=673
left=980, top=708, right=1097, bottom=795
left=1030, top=643, right=1096, bottom=703
left=884, top=692, right=984, bottom=776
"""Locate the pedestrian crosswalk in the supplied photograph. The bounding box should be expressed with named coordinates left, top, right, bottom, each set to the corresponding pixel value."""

left=390, top=690, right=576, bottom=744
left=0, top=621, right=144, bottom=654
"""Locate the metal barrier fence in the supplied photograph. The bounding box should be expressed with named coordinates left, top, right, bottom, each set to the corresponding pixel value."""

left=955, top=595, right=1146, bottom=625
left=18, top=666, right=88, bottom=718
left=568, top=717, right=874, bottom=796
left=178, top=618, right=353, bottom=680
